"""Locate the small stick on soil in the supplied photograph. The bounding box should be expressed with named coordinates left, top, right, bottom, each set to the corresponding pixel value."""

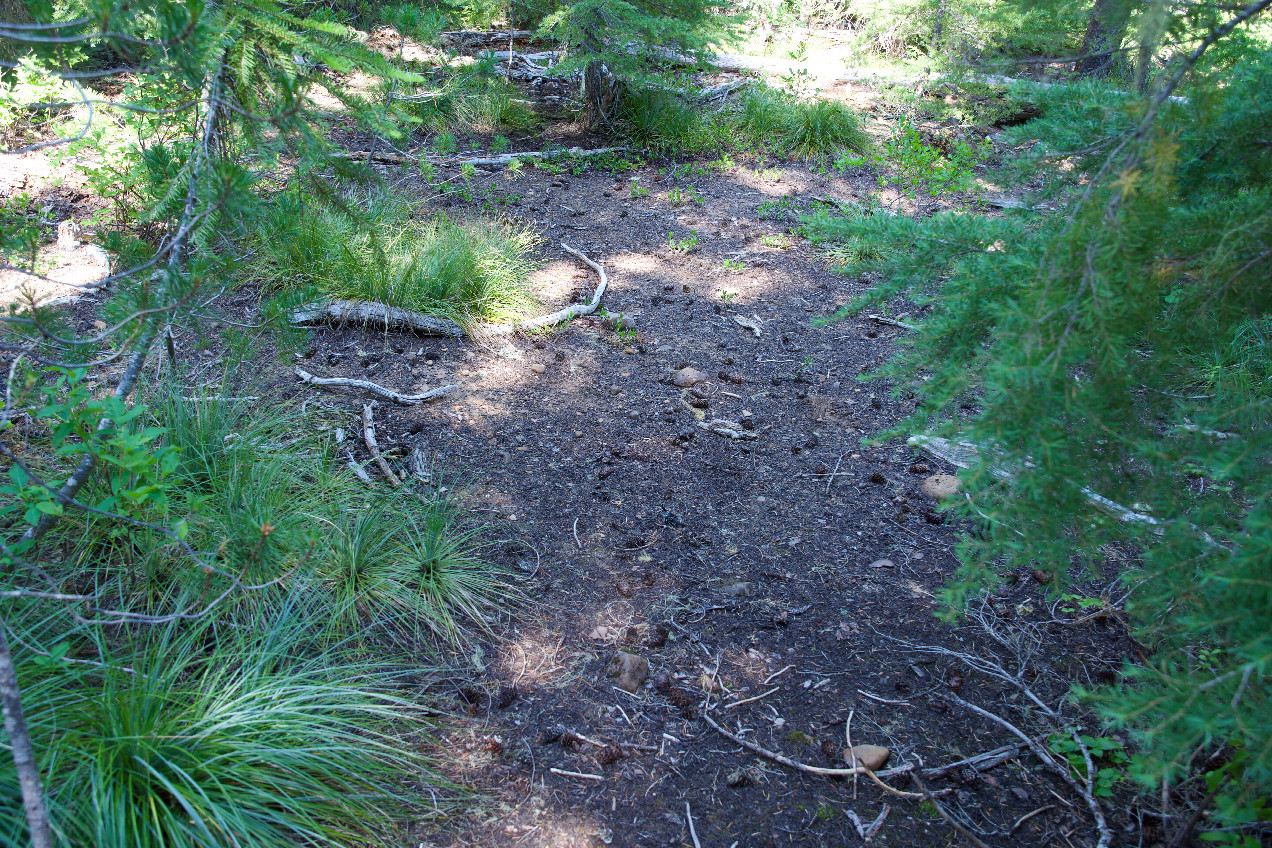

left=826, top=454, right=843, bottom=494
left=295, top=368, right=457, bottom=405
left=763, top=664, right=794, bottom=685
left=572, top=517, right=581, bottom=549
left=565, top=729, right=658, bottom=753
left=549, top=767, right=604, bottom=782
left=686, top=802, right=702, bottom=848
left=864, top=313, right=919, bottom=331
left=846, top=708, right=858, bottom=798
left=701, top=711, right=924, bottom=798
left=857, top=689, right=912, bottom=706
left=1009, top=805, right=1056, bottom=836
left=361, top=404, right=401, bottom=487
left=724, top=686, right=781, bottom=709
left=910, top=771, right=993, bottom=848
left=343, top=448, right=373, bottom=485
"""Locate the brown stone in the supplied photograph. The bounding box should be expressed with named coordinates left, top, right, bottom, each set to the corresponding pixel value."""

left=608, top=652, right=649, bottom=692
left=843, top=744, right=890, bottom=771
left=920, top=474, right=961, bottom=500
left=672, top=367, right=708, bottom=387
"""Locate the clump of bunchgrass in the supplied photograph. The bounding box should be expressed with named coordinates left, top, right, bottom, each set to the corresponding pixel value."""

left=0, top=597, right=443, bottom=848
left=256, top=191, right=541, bottom=330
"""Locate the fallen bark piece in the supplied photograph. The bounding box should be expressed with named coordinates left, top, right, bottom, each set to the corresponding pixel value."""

left=698, top=419, right=758, bottom=440
left=733, top=313, right=763, bottom=337
left=295, top=368, right=457, bottom=405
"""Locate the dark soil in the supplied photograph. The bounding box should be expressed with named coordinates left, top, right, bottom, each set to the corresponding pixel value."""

left=265, top=154, right=1143, bottom=847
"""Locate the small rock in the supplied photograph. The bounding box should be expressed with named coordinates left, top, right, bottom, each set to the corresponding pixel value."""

left=727, top=767, right=753, bottom=787
left=530, top=363, right=546, bottom=374
left=867, top=558, right=894, bottom=569
left=588, top=626, right=611, bottom=640
left=722, top=581, right=751, bottom=598
left=672, top=366, right=709, bottom=387
left=1010, top=786, right=1030, bottom=801
left=844, top=744, right=890, bottom=771
left=920, top=474, right=961, bottom=500
left=608, top=652, right=649, bottom=692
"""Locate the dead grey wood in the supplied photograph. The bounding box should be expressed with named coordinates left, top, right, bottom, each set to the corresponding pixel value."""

left=294, top=368, right=457, bottom=405
left=0, top=621, right=54, bottom=848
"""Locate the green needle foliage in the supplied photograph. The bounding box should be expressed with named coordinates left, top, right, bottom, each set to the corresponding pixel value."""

left=806, top=42, right=1272, bottom=829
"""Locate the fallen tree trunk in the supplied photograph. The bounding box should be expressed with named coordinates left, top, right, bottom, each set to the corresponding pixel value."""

left=339, top=146, right=628, bottom=169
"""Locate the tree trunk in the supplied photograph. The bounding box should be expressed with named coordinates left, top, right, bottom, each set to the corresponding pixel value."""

left=0, top=622, right=54, bottom=848
left=1075, top=0, right=1133, bottom=77
left=581, top=59, right=618, bottom=129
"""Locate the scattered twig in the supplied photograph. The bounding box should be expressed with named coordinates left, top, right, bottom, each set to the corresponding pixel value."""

left=686, top=802, right=702, bottom=848
left=724, top=686, right=781, bottom=709
left=294, top=368, right=457, bottom=405
left=910, top=771, right=993, bottom=848
left=701, top=711, right=924, bottom=798
left=864, top=313, right=918, bottom=331
left=826, top=454, right=843, bottom=494
left=1010, top=805, right=1056, bottom=836
left=572, top=517, right=582, bottom=549
left=846, top=805, right=890, bottom=842
left=549, top=767, right=604, bottom=782
left=763, top=664, right=794, bottom=685
left=361, top=404, right=401, bottom=487
left=857, top=689, right=912, bottom=706
left=565, top=729, right=658, bottom=753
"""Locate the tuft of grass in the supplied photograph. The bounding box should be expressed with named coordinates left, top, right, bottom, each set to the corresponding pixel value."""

left=784, top=99, right=871, bottom=158
left=620, top=88, right=700, bottom=150
left=2, top=598, right=442, bottom=848
left=255, top=192, right=541, bottom=329
left=314, top=489, right=513, bottom=642
left=732, top=86, right=872, bottom=159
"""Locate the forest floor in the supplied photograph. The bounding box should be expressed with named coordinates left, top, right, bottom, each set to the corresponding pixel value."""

left=290, top=142, right=1139, bottom=846
left=10, top=63, right=1149, bottom=848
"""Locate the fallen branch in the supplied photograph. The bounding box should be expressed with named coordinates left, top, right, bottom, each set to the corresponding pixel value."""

left=548, top=767, right=604, bottom=782
left=846, top=805, right=890, bottom=842
left=864, top=313, right=918, bottom=331
left=337, top=146, right=629, bottom=170
left=295, top=368, right=457, bottom=405
left=701, top=710, right=924, bottom=798
left=289, top=242, right=608, bottom=338
left=564, top=729, right=658, bottom=753
left=361, top=404, right=401, bottom=487
left=909, top=434, right=1217, bottom=545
